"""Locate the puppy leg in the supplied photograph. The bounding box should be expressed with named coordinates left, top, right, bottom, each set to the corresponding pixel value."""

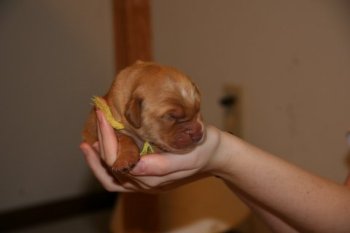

left=112, top=132, right=140, bottom=173
left=82, top=110, right=140, bottom=172
left=82, top=110, right=98, bottom=145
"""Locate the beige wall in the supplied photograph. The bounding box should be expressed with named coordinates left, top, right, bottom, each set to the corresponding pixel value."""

left=152, top=0, right=350, bottom=183
left=0, top=0, right=115, bottom=210
left=1, top=1, right=349, bottom=231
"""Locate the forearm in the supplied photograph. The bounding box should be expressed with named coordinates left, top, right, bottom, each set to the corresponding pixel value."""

left=214, top=131, right=350, bottom=233
left=237, top=170, right=350, bottom=233
left=231, top=186, right=299, bottom=233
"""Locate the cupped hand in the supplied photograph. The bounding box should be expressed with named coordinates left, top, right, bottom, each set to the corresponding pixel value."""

left=80, top=110, right=224, bottom=193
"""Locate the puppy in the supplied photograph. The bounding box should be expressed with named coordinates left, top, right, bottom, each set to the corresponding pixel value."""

left=82, top=61, right=204, bottom=172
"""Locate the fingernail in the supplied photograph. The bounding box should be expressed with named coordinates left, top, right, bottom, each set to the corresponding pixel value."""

left=79, top=143, right=89, bottom=154
left=131, top=160, right=146, bottom=175
left=79, top=143, right=86, bottom=152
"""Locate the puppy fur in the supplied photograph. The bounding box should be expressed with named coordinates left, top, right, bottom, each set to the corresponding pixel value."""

left=82, top=61, right=204, bottom=172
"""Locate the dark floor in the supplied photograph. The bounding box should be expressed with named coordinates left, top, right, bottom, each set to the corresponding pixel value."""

left=9, top=209, right=113, bottom=233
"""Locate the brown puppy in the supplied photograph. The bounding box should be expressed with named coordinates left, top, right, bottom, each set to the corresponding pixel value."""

left=82, top=61, right=204, bottom=172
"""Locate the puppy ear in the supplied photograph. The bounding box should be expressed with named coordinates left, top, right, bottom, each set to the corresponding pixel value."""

left=125, top=96, right=143, bottom=129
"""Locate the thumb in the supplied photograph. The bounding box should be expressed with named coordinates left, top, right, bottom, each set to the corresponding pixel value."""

left=131, top=153, right=197, bottom=176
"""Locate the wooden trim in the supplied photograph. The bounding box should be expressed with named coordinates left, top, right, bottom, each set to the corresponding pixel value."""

left=112, top=1, right=160, bottom=232
left=113, top=0, right=153, bottom=71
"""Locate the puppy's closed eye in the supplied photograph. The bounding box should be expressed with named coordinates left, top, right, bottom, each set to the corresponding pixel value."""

left=162, top=107, right=186, bottom=123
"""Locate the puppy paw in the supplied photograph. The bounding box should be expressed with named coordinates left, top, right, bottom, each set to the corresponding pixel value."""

left=111, top=133, right=140, bottom=173
left=112, top=156, right=140, bottom=173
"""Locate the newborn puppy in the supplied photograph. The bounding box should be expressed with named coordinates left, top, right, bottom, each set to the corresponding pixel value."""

left=82, top=61, right=204, bottom=172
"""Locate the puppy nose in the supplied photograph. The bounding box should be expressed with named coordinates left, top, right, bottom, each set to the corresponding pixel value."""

left=186, top=124, right=203, bottom=143
left=191, top=131, right=203, bottom=143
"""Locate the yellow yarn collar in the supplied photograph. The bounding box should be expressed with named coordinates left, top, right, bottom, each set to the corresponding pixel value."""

left=92, top=96, right=124, bottom=130
left=92, top=96, right=154, bottom=155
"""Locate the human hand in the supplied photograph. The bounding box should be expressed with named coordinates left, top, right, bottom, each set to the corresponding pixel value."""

left=80, top=110, right=225, bottom=193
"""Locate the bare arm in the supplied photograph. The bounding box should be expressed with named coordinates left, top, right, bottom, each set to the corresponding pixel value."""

left=213, top=131, right=350, bottom=233
left=232, top=187, right=300, bottom=233
left=81, top=112, right=350, bottom=233
left=235, top=168, right=350, bottom=233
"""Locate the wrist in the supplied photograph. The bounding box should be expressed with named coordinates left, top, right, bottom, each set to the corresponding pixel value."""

left=208, top=129, right=242, bottom=179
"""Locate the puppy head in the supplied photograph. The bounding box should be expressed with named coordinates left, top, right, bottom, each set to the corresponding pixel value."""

left=124, top=62, right=204, bottom=153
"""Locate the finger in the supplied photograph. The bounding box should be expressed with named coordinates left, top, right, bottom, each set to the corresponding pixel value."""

left=134, top=169, right=196, bottom=187
left=80, top=142, right=129, bottom=192
left=130, top=152, right=200, bottom=176
left=129, top=169, right=208, bottom=192
left=114, top=173, right=153, bottom=191
left=96, top=121, right=105, bottom=161
left=92, top=141, right=100, bottom=153
left=345, top=174, right=350, bottom=187
left=96, top=110, right=118, bottom=166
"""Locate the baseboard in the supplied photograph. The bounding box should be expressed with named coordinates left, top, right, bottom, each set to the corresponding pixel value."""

left=0, top=192, right=118, bottom=232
